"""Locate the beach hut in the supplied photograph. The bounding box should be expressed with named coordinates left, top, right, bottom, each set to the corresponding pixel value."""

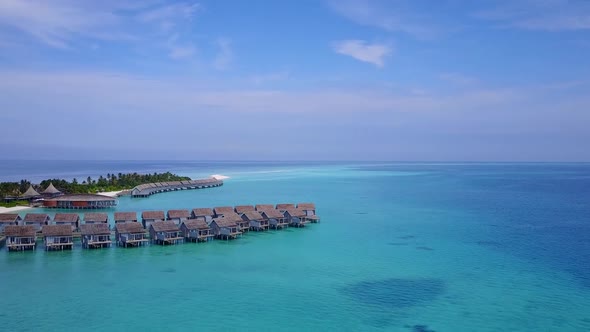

left=297, top=203, right=320, bottom=223
left=41, top=182, right=62, bottom=198
left=255, top=204, right=274, bottom=212
left=141, top=210, right=165, bottom=229
left=22, top=213, right=50, bottom=232
left=0, top=213, right=22, bottom=232
left=242, top=211, right=268, bottom=231
left=213, top=206, right=235, bottom=218
left=53, top=213, right=80, bottom=231
left=167, top=209, right=190, bottom=225
left=262, top=209, right=289, bottom=229
left=83, top=212, right=108, bottom=224
left=114, top=212, right=137, bottom=224
left=115, top=223, right=148, bottom=247
left=80, top=224, right=111, bottom=249
left=4, top=225, right=36, bottom=251
left=234, top=205, right=255, bottom=215
left=42, top=225, right=73, bottom=251
left=191, top=208, right=214, bottom=224
left=149, top=221, right=183, bottom=245
left=180, top=220, right=213, bottom=242
left=20, top=185, right=40, bottom=200
left=284, top=208, right=307, bottom=227
left=210, top=217, right=242, bottom=240
left=276, top=204, right=295, bottom=213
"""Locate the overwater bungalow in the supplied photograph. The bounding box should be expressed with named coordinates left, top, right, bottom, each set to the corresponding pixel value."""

left=262, top=209, right=289, bottom=229
left=297, top=203, right=320, bottom=223
left=41, top=182, right=62, bottom=198
left=0, top=213, right=22, bottom=232
left=141, top=211, right=165, bottom=229
left=210, top=217, right=242, bottom=240
left=255, top=204, right=274, bottom=212
left=224, top=212, right=250, bottom=233
left=276, top=203, right=295, bottom=213
left=80, top=224, right=111, bottom=249
left=115, top=222, right=148, bottom=247
left=284, top=208, right=307, bottom=227
left=42, top=225, right=73, bottom=251
left=167, top=209, right=190, bottom=225
left=213, top=206, right=235, bottom=218
left=180, top=220, right=213, bottom=242
left=149, top=221, right=183, bottom=245
left=191, top=208, right=214, bottom=224
left=83, top=212, right=108, bottom=224
left=53, top=213, right=80, bottom=231
left=4, top=225, right=36, bottom=251
left=114, top=212, right=137, bottom=224
left=23, top=213, right=50, bottom=232
left=241, top=211, right=268, bottom=231
left=235, top=205, right=255, bottom=215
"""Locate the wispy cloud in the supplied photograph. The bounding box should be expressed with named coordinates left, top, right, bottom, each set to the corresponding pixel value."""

left=213, top=38, right=233, bottom=70
left=332, top=40, right=391, bottom=67
left=439, top=73, right=478, bottom=86
left=168, top=44, right=196, bottom=59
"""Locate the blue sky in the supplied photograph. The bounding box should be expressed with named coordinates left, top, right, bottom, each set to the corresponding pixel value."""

left=0, top=0, right=589, bottom=161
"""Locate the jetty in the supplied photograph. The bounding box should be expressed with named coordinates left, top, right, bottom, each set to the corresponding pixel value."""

left=131, top=178, right=223, bottom=198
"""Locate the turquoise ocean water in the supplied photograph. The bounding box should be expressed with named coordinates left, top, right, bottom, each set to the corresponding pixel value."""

left=1, top=162, right=589, bottom=331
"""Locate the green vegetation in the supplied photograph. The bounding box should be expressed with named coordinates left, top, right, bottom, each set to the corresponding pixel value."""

left=0, top=172, right=191, bottom=199
left=0, top=200, right=29, bottom=208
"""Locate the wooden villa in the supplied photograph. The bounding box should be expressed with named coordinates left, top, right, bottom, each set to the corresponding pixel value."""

left=114, top=212, right=137, bottom=224
left=23, top=213, right=50, bottom=232
left=242, top=211, right=268, bottom=231
left=180, top=220, right=213, bottom=242
left=235, top=205, right=255, bottom=215
left=53, top=213, right=80, bottom=231
left=149, top=221, right=183, bottom=245
left=224, top=212, right=250, bottom=233
left=80, top=224, right=111, bottom=249
left=213, top=206, right=235, bottom=218
left=276, top=203, right=295, bottom=213
left=4, top=225, right=36, bottom=251
left=284, top=208, right=307, bottom=227
left=297, top=203, right=320, bottom=223
left=255, top=204, right=274, bottom=212
left=210, top=217, right=242, bottom=240
left=0, top=213, right=22, bottom=233
left=262, top=209, right=289, bottom=229
left=115, top=222, right=148, bottom=247
left=83, top=212, right=108, bottom=224
left=191, top=208, right=214, bottom=224
left=42, top=224, right=73, bottom=251
left=141, top=210, right=165, bottom=229
left=167, top=209, right=190, bottom=225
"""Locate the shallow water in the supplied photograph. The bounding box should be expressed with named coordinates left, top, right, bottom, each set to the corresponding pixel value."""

left=1, top=162, right=590, bottom=331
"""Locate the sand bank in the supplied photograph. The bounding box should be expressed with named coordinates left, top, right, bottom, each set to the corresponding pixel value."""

left=97, top=190, right=124, bottom=197
left=211, top=174, right=230, bottom=180
left=0, top=205, right=32, bottom=213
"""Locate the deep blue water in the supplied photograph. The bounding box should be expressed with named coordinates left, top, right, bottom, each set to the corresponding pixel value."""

left=1, top=161, right=589, bottom=331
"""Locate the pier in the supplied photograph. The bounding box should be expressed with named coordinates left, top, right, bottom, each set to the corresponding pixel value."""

left=131, top=178, right=223, bottom=198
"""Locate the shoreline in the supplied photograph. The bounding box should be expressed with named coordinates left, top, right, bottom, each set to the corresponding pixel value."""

left=97, top=190, right=125, bottom=197
left=0, top=205, right=32, bottom=213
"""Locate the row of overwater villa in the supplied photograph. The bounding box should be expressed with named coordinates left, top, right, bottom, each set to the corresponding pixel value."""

left=0, top=203, right=319, bottom=251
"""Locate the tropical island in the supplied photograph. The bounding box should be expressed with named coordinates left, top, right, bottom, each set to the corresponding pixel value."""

left=0, top=172, right=190, bottom=207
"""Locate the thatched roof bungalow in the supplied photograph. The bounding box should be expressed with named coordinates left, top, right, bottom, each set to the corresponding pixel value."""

left=23, top=213, right=50, bottom=231
left=114, top=212, right=137, bottom=224
left=41, top=183, right=62, bottom=198
left=0, top=213, right=22, bottom=232
left=213, top=206, right=235, bottom=218
left=180, top=219, right=213, bottom=242
left=83, top=212, right=108, bottom=224
left=42, top=224, right=73, bottom=251
left=276, top=203, right=295, bottom=212
left=210, top=217, right=241, bottom=240
left=20, top=185, right=40, bottom=200
left=191, top=208, right=214, bottom=224
left=53, top=213, right=80, bottom=231
left=167, top=209, right=190, bottom=225
left=141, top=210, right=165, bottom=229
left=149, top=221, right=183, bottom=245
left=80, top=224, right=111, bottom=249
left=262, top=209, right=289, bottom=229
left=284, top=208, right=307, bottom=227
left=242, top=211, right=268, bottom=231
left=4, top=225, right=36, bottom=251
left=234, top=205, right=255, bottom=215
left=115, top=222, right=147, bottom=247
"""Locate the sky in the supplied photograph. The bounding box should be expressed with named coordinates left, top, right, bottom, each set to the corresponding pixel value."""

left=0, top=0, right=589, bottom=161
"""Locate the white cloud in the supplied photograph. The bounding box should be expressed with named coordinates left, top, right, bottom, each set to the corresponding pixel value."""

left=332, top=40, right=391, bottom=67
left=169, top=44, right=196, bottom=59
left=137, top=2, right=200, bottom=23
left=213, top=38, right=233, bottom=70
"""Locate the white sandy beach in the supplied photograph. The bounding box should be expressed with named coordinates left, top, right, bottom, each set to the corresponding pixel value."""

left=0, top=205, right=32, bottom=213
left=97, top=190, right=125, bottom=197
left=211, top=174, right=230, bottom=180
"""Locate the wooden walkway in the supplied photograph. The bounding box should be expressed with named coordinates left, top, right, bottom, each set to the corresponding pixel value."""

left=131, top=178, right=223, bottom=197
